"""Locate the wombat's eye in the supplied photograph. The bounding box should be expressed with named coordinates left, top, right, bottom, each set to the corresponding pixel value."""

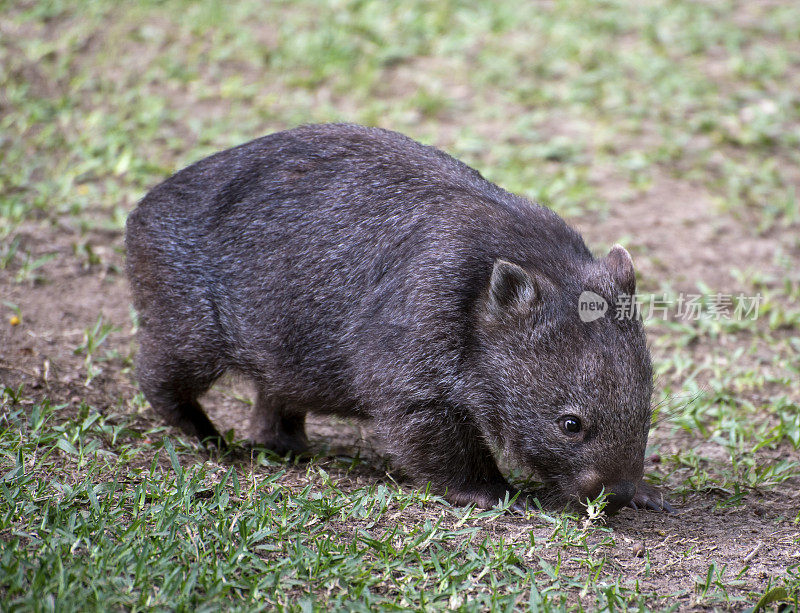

left=560, top=416, right=582, bottom=435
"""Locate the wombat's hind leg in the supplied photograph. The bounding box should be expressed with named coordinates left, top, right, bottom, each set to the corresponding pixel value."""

left=378, top=404, right=518, bottom=510
left=162, top=397, right=224, bottom=447
left=144, top=386, right=224, bottom=447
left=250, top=387, right=309, bottom=456
left=136, top=341, right=224, bottom=446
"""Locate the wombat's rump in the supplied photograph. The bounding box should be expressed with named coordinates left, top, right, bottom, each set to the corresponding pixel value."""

left=126, top=123, right=671, bottom=513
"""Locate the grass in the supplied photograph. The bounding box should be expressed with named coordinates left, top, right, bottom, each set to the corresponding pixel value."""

left=2, top=387, right=793, bottom=611
left=1, top=0, right=799, bottom=610
left=0, top=391, right=671, bottom=611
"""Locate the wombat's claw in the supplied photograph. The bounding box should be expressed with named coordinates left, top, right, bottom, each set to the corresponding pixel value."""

left=445, top=486, right=532, bottom=513
left=629, top=482, right=675, bottom=513
left=249, top=434, right=310, bottom=460
left=509, top=492, right=542, bottom=515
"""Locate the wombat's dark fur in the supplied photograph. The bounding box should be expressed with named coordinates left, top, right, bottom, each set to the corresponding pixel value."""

left=126, top=123, right=672, bottom=514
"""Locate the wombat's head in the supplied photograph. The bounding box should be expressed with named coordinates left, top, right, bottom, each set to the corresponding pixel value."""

left=472, top=245, right=652, bottom=513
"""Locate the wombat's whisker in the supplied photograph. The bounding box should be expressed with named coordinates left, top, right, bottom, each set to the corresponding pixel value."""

left=649, top=387, right=710, bottom=428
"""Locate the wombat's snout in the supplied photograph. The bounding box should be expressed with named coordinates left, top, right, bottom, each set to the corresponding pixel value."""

left=577, top=470, right=636, bottom=514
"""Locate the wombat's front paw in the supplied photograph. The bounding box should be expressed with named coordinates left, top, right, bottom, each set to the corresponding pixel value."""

left=445, top=485, right=524, bottom=511
left=508, top=492, right=546, bottom=515
left=444, top=487, right=545, bottom=515
left=250, top=433, right=310, bottom=459
left=629, top=481, right=675, bottom=513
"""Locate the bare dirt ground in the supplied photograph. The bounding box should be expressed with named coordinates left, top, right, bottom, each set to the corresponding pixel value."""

left=1, top=162, right=798, bottom=609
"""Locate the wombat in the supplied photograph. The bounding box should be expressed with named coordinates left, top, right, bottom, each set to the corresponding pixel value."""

left=126, top=123, right=672, bottom=514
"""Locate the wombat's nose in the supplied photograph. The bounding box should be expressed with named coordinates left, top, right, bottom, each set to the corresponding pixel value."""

left=603, top=480, right=636, bottom=514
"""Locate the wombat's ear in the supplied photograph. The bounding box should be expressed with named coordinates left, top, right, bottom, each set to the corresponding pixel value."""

left=487, top=259, right=539, bottom=316
left=604, top=244, right=636, bottom=295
